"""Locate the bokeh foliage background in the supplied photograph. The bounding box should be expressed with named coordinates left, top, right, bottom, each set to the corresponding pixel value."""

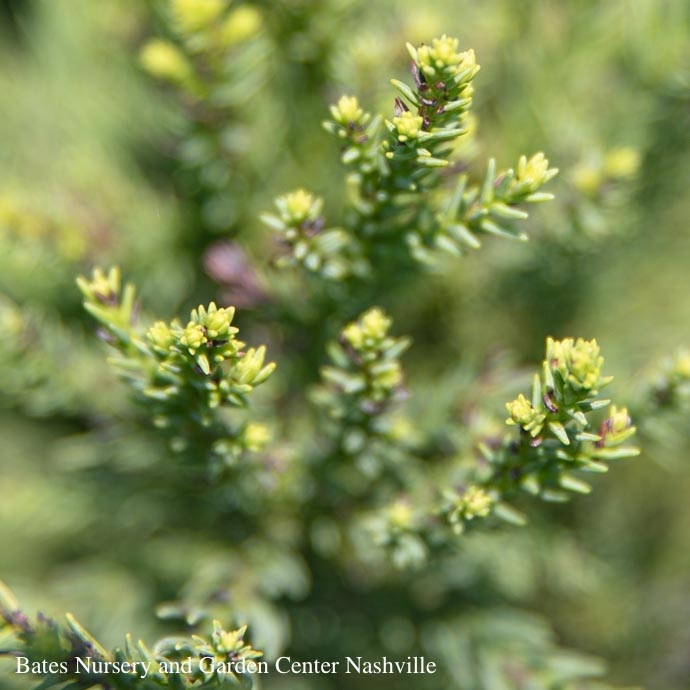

left=1, top=0, right=689, bottom=688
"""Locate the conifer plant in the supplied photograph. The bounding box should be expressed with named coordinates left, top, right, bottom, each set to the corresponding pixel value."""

left=4, top=14, right=676, bottom=690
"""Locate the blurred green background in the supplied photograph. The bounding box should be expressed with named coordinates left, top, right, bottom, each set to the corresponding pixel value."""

left=1, top=1, right=689, bottom=688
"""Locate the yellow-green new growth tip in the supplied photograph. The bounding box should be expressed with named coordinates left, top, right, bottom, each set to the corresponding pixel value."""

left=331, top=95, right=365, bottom=127
left=599, top=406, right=637, bottom=447
left=77, top=266, right=121, bottom=304
left=391, top=111, right=424, bottom=142
left=342, top=307, right=392, bottom=349
left=220, top=5, right=263, bottom=45
left=411, top=35, right=477, bottom=78
left=277, top=189, right=322, bottom=226
left=546, top=336, right=611, bottom=393
left=506, top=393, right=546, bottom=436
left=140, top=40, right=192, bottom=84
left=511, top=153, right=559, bottom=197
left=460, top=485, right=494, bottom=519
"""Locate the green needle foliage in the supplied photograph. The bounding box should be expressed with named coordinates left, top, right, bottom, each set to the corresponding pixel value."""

left=77, top=267, right=275, bottom=471
left=264, top=35, right=558, bottom=279
left=61, top=35, right=626, bottom=685
left=2, top=4, right=689, bottom=689
left=0, top=581, right=261, bottom=689
left=1, top=31, right=642, bottom=690
left=309, top=312, right=638, bottom=566
left=317, top=307, right=410, bottom=437
left=468, top=337, right=639, bottom=526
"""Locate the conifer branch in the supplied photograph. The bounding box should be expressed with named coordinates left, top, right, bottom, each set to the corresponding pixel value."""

left=440, top=337, right=640, bottom=534
left=263, top=35, right=558, bottom=278
left=77, top=267, right=275, bottom=472
left=0, top=581, right=261, bottom=689
left=311, top=311, right=639, bottom=562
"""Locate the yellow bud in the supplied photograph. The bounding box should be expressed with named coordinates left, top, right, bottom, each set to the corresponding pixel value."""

left=343, top=307, right=392, bottom=350
left=148, top=321, right=174, bottom=352
left=244, top=423, right=271, bottom=451
left=216, top=627, right=242, bottom=653
left=392, top=111, right=424, bottom=142
left=219, top=5, right=262, bottom=45
left=342, top=322, right=363, bottom=349
left=388, top=500, right=413, bottom=529
left=78, top=267, right=121, bottom=303
left=461, top=485, right=494, bottom=519
left=547, top=337, right=605, bottom=392
left=181, top=322, right=206, bottom=352
left=360, top=307, right=391, bottom=339
left=279, top=189, right=320, bottom=225
left=515, top=152, right=558, bottom=192
left=331, top=95, right=364, bottom=126
left=506, top=393, right=545, bottom=435
left=140, top=39, right=191, bottom=83
left=607, top=405, right=631, bottom=434
left=416, top=35, right=474, bottom=77
left=204, top=306, right=233, bottom=339
left=568, top=338, right=604, bottom=390
left=599, top=405, right=636, bottom=448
